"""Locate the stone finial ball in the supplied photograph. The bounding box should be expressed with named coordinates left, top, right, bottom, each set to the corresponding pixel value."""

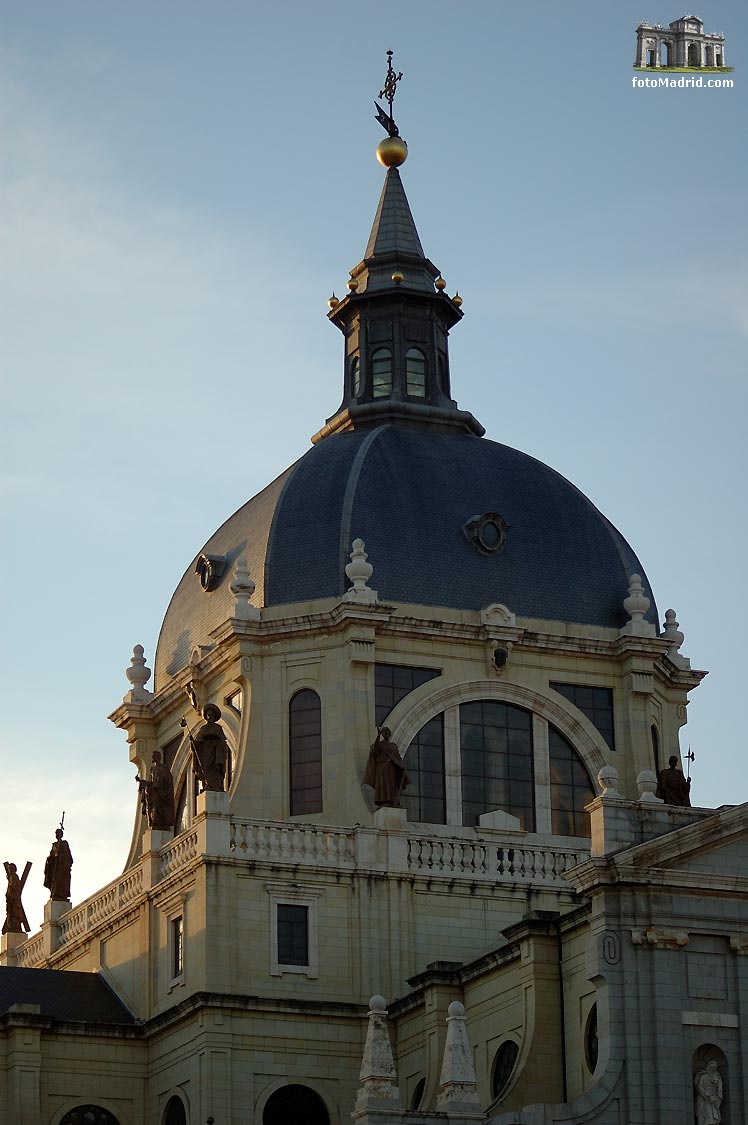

left=448, top=1001, right=465, bottom=1018
left=376, top=136, right=408, bottom=167
left=369, top=994, right=387, bottom=1013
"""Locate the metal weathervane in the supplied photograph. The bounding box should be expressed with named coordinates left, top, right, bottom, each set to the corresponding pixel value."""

left=374, top=49, right=403, bottom=137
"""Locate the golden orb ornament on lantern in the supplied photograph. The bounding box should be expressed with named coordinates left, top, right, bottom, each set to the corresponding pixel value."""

left=435, top=277, right=447, bottom=291
left=327, top=293, right=339, bottom=310
left=391, top=271, right=404, bottom=285
left=376, top=135, right=408, bottom=167
left=452, top=292, right=463, bottom=307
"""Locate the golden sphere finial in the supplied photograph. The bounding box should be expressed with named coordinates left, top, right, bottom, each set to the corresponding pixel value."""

left=327, top=293, right=339, bottom=310
left=452, top=291, right=463, bottom=308
left=376, top=135, right=408, bottom=167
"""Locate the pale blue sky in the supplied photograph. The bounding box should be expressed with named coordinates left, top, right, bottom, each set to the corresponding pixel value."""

left=1, top=1, right=745, bottom=928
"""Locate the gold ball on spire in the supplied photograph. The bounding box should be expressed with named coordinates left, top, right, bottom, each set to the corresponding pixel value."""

left=376, top=136, right=408, bottom=167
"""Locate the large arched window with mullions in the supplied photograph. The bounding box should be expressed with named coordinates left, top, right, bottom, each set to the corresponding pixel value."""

left=549, top=727, right=595, bottom=837
left=371, top=348, right=393, bottom=398
left=459, top=701, right=535, bottom=829
left=289, top=690, right=322, bottom=815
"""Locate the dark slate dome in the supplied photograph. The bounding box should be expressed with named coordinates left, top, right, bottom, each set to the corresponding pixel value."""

left=154, top=422, right=657, bottom=687
left=154, top=151, right=658, bottom=688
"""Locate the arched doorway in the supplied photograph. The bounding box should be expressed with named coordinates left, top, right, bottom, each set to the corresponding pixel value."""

left=262, top=1084, right=330, bottom=1125
left=688, top=42, right=701, bottom=67
left=660, top=41, right=671, bottom=67
left=60, top=1109, right=119, bottom=1125
left=163, top=1094, right=187, bottom=1125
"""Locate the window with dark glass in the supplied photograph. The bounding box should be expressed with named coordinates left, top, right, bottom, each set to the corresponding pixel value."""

left=277, top=904, right=309, bottom=966
left=161, top=734, right=182, bottom=772
left=173, top=778, right=194, bottom=836
left=374, top=663, right=441, bottom=726
left=459, top=701, right=535, bottom=829
left=405, top=347, right=426, bottom=397
left=585, top=1003, right=598, bottom=1073
left=410, top=1078, right=426, bottom=1110
left=289, top=690, right=322, bottom=815
left=550, top=683, right=615, bottom=750
left=371, top=348, right=392, bottom=398
left=402, top=713, right=446, bottom=825
left=163, top=1095, right=187, bottom=1125
left=351, top=355, right=361, bottom=396
left=549, top=727, right=595, bottom=837
left=171, top=915, right=184, bottom=978
left=61, top=1109, right=119, bottom=1125
left=263, top=1084, right=330, bottom=1125
left=651, top=724, right=660, bottom=774
left=491, top=1040, right=519, bottom=1100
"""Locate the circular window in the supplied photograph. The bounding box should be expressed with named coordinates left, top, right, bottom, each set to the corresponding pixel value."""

left=585, top=1003, right=598, bottom=1073
left=463, top=512, right=508, bottom=555
left=491, top=1039, right=519, bottom=1100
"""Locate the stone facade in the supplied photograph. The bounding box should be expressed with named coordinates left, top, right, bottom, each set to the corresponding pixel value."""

left=635, top=15, right=727, bottom=69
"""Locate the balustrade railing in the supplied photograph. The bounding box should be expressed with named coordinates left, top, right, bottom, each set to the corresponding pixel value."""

left=406, top=836, right=588, bottom=884
left=230, top=820, right=356, bottom=867
left=159, top=831, right=199, bottom=879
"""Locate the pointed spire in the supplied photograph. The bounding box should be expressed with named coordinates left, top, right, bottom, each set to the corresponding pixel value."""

left=365, top=167, right=425, bottom=260
left=315, top=59, right=484, bottom=443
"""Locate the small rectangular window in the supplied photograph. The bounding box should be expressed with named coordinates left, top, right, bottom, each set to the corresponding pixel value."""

left=277, top=904, right=308, bottom=966
left=171, top=915, right=184, bottom=979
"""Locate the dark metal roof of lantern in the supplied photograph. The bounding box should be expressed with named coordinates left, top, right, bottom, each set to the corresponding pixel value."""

left=154, top=58, right=658, bottom=689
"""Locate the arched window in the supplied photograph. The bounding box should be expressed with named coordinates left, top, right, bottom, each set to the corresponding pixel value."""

left=263, top=1084, right=330, bottom=1125
left=403, top=713, right=446, bottom=824
left=459, top=701, right=535, bottom=829
left=371, top=348, right=392, bottom=398
left=410, top=1077, right=426, bottom=1110
left=491, top=1040, right=519, bottom=1100
left=585, top=1004, right=598, bottom=1073
left=651, top=725, right=660, bottom=774
left=289, top=690, right=322, bottom=815
left=549, top=727, right=595, bottom=837
left=350, top=355, right=361, bottom=397
left=162, top=1095, right=187, bottom=1125
left=405, top=347, right=427, bottom=397
left=60, top=1108, right=119, bottom=1125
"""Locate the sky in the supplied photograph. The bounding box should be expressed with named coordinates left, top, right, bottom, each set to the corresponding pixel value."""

left=1, top=1, right=745, bottom=932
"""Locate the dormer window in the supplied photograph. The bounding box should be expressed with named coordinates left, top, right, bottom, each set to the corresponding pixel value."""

left=371, top=348, right=392, bottom=398
left=406, top=347, right=427, bottom=398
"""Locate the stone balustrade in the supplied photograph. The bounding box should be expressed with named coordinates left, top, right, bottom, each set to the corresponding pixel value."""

left=406, top=836, right=588, bottom=884
left=14, top=933, right=44, bottom=968
left=230, top=820, right=356, bottom=867
left=14, top=816, right=588, bottom=968
left=159, top=830, right=199, bottom=879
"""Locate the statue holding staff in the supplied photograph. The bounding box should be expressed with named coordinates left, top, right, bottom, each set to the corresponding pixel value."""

left=43, top=817, right=73, bottom=901
left=363, top=726, right=410, bottom=808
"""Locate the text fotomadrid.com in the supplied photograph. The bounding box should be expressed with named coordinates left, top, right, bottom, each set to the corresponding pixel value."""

left=632, top=75, right=733, bottom=88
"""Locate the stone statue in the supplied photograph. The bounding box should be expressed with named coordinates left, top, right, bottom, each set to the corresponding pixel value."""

left=656, top=755, right=692, bottom=806
left=694, top=1060, right=723, bottom=1124
left=43, top=829, right=73, bottom=901
left=3, top=861, right=30, bottom=935
left=191, top=704, right=229, bottom=792
left=363, top=726, right=410, bottom=808
left=137, top=750, right=176, bottom=830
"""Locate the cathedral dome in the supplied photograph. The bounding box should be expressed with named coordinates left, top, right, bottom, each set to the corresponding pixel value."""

left=154, top=422, right=657, bottom=687
left=154, top=147, right=658, bottom=688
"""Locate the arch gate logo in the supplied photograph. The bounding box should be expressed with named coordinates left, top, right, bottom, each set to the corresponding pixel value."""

left=632, top=14, right=734, bottom=89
